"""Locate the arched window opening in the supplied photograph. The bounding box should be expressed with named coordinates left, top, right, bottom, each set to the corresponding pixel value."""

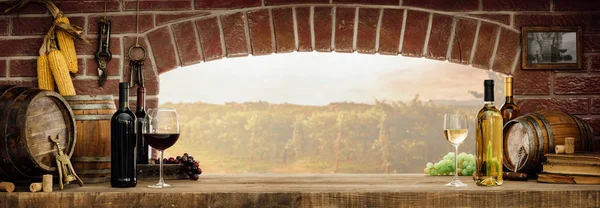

left=159, top=52, right=506, bottom=174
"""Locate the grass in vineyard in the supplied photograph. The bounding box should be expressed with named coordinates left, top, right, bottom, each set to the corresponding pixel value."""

left=161, top=97, right=479, bottom=174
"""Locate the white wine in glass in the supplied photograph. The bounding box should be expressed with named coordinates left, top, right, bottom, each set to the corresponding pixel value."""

left=444, top=114, right=468, bottom=187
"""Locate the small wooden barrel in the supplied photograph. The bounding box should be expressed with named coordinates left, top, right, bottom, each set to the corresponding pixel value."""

left=0, top=85, right=76, bottom=183
left=503, top=110, right=594, bottom=174
left=64, top=95, right=115, bottom=183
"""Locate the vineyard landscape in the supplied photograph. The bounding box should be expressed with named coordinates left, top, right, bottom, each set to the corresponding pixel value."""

left=159, top=53, right=506, bottom=174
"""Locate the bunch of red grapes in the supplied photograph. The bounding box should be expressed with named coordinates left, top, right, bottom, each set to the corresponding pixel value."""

left=153, top=153, right=202, bottom=181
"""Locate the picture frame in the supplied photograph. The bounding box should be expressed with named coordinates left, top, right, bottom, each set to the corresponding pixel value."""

left=521, top=26, right=582, bottom=70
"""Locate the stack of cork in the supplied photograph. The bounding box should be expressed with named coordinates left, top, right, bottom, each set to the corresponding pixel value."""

left=555, top=137, right=575, bottom=154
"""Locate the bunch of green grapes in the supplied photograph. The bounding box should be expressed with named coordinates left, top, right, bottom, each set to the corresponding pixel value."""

left=424, top=152, right=476, bottom=176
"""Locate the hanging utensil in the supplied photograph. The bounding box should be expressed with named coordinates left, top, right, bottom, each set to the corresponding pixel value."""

left=95, top=18, right=111, bottom=87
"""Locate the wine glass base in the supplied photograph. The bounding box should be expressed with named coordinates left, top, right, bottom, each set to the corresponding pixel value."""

left=148, top=182, right=172, bottom=188
left=445, top=179, right=467, bottom=187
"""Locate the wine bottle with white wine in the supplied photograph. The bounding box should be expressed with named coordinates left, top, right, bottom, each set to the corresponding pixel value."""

left=500, top=76, right=520, bottom=125
left=475, top=80, right=503, bottom=186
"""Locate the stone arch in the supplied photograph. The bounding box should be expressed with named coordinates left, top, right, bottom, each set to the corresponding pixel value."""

left=137, top=5, right=520, bottom=103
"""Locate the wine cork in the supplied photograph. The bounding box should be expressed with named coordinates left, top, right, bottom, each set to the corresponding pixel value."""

left=42, top=174, right=53, bottom=192
left=30, top=183, right=43, bottom=192
left=0, top=182, right=15, bottom=193
left=555, top=145, right=566, bottom=154
left=565, top=137, right=575, bottom=154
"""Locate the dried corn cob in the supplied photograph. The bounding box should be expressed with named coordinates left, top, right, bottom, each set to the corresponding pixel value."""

left=48, top=50, right=76, bottom=96
left=37, top=54, right=55, bottom=91
left=55, top=15, right=78, bottom=74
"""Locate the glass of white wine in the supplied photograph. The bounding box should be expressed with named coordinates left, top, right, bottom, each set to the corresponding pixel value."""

left=443, top=114, right=468, bottom=187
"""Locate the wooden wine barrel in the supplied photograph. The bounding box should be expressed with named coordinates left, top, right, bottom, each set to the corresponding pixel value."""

left=0, top=85, right=76, bottom=183
left=503, top=110, right=594, bottom=174
left=64, top=95, right=115, bottom=183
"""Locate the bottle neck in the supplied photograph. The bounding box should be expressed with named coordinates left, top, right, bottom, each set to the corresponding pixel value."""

left=484, top=101, right=495, bottom=106
left=505, top=95, right=514, bottom=103
left=136, top=87, right=145, bottom=111
left=119, top=87, right=129, bottom=110
left=505, top=78, right=514, bottom=103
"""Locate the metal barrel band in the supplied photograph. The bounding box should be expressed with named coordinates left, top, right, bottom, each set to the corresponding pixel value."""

left=63, top=95, right=115, bottom=101
left=530, top=112, right=554, bottom=151
left=77, top=169, right=111, bottom=174
left=70, top=104, right=116, bottom=110
left=74, top=115, right=113, bottom=120
left=524, top=115, right=544, bottom=162
left=71, top=156, right=111, bottom=162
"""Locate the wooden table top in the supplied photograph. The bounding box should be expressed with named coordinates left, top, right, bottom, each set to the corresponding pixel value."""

left=2, top=174, right=600, bottom=207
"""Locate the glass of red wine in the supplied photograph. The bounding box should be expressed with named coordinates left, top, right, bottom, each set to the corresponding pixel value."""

left=143, top=108, right=180, bottom=188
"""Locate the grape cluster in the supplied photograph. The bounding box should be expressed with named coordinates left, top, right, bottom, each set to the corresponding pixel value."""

left=152, top=153, right=202, bottom=181
left=424, top=152, right=476, bottom=176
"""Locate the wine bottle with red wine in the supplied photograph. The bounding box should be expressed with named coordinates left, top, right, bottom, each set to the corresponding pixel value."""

left=111, top=82, right=137, bottom=188
left=136, top=86, right=149, bottom=164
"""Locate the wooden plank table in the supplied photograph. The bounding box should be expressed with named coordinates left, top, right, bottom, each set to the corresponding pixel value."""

left=1, top=174, right=599, bottom=207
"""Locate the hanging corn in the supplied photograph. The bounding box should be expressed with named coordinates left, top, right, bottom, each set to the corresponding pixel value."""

left=55, top=15, right=78, bottom=74
left=37, top=24, right=55, bottom=91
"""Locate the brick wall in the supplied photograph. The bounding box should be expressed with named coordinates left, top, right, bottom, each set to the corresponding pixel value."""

left=1, top=0, right=600, bottom=147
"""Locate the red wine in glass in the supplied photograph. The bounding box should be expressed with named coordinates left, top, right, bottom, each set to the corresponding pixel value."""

left=143, top=133, right=180, bottom=151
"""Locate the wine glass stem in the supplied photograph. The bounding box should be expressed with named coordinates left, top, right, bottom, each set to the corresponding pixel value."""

left=453, top=145, right=459, bottom=181
left=159, top=150, right=164, bottom=185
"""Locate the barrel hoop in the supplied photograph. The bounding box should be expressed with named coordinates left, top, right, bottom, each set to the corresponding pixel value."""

left=530, top=112, right=554, bottom=151
left=70, top=104, right=116, bottom=110
left=523, top=115, right=545, bottom=162
left=71, top=157, right=111, bottom=162
left=76, top=169, right=111, bottom=174
left=74, top=115, right=113, bottom=120
left=63, top=95, right=115, bottom=101
left=582, top=120, right=593, bottom=151
left=569, top=114, right=590, bottom=152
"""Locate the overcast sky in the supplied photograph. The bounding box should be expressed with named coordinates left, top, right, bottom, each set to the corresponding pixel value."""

left=158, top=52, right=493, bottom=105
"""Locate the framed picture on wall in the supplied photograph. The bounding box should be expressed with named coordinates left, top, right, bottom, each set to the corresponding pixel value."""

left=521, top=26, right=582, bottom=70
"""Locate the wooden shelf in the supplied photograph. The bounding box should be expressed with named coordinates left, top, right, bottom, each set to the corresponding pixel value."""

left=2, top=174, right=599, bottom=207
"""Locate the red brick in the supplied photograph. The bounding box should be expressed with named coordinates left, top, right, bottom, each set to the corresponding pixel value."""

left=124, top=0, right=192, bottom=11
left=356, top=8, right=379, bottom=54
left=273, top=8, right=296, bottom=53
left=513, top=69, right=550, bottom=95
left=577, top=116, right=600, bottom=136
left=123, top=36, right=159, bottom=96
left=60, top=1, right=120, bottom=13
left=314, top=7, right=332, bottom=52
left=403, top=0, right=478, bottom=11
left=554, top=0, right=600, bottom=11
left=0, top=80, right=36, bottom=87
left=9, top=59, right=37, bottom=77
left=401, top=10, right=429, bottom=57
left=86, top=58, right=121, bottom=76
left=425, top=14, right=452, bottom=60
left=334, top=7, right=355, bottom=53
left=516, top=98, right=589, bottom=115
left=378, top=9, right=403, bottom=55
left=449, top=18, right=477, bottom=64
left=156, top=12, right=210, bottom=26
left=0, top=38, right=43, bottom=57
left=472, top=22, right=499, bottom=69
left=12, top=16, right=85, bottom=35
left=584, top=35, right=600, bottom=53
left=492, top=29, right=519, bottom=74
left=73, top=58, right=86, bottom=77
left=0, top=2, right=47, bottom=14
left=247, top=10, right=274, bottom=56
left=195, top=0, right=261, bottom=9
left=555, top=75, right=600, bottom=95
left=334, top=0, right=398, bottom=5
left=468, top=14, right=510, bottom=25
left=591, top=14, right=600, bottom=31
left=73, top=79, right=120, bottom=96
left=171, top=21, right=202, bottom=66
left=0, top=60, right=6, bottom=77
left=147, top=27, right=178, bottom=74
left=592, top=98, right=600, bottom=115
left=514, top=14, right=590, bottom=30
left=76, top=37, right=121, bottom=56
left=88, top=15, right=154, bottom=34
left=296, top=7, right=312, bottom=52
left=221, top=13, right=249, bottom=57
left=129, top=97, right=159, bottom=110
left=0, top=18, right=8, bottom=36
left=196, top=17, right=224, bottom=61
left=266, top=0, right=328, bottom=5
left=591, top=54, right=600, bottom=72
left=482, top=0, right=550, bottom=11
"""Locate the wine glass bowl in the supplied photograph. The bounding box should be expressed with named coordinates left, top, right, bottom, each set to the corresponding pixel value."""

left=143, top=108, right=180, bottom=188
left=444, top=114, right=468, bottom=187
